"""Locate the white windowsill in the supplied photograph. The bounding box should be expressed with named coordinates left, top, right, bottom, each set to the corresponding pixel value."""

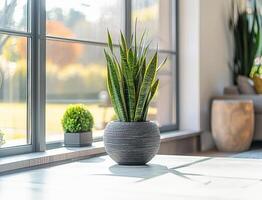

left=0, top=130, right=201, bottom=174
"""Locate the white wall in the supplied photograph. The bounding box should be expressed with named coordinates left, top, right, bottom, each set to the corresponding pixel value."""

left=179, top=0, right=201, bottom=131
left=179, top=0, right=232, bottom=150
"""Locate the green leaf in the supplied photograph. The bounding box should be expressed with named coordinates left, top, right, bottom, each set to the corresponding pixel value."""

left=142, top=79, right=159, bottom=121
left=149, top=79, right=160, bottom=101
left=136, top=43, right=150, bottom=78
left=107, top=30, right=114, bottom=53
left=134, top=52, right=158, bottom=121
left=134, top=18, right=138, bottom=65
left=105, top=50, right=127, bottom=121
left=124, top=48, right=136, bottom=121
left=120, top=31, right=128, bottom=51
left=107, top=66, right=121, bottom=119
left=136, top=57, right=146, bottom=96
left=119, top=43, right=131, bottom=121
left=157, top=57, right=168, bottom=72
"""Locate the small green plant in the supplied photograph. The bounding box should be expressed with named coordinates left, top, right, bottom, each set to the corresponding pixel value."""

left=0, top=130, right=5, bottom=147
left=61, top=104, right=94, bottom=133
left=104, top=27, right=166, bottom=122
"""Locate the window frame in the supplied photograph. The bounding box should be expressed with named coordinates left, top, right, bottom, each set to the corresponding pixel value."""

left=0, top=0, right=179, bottom=156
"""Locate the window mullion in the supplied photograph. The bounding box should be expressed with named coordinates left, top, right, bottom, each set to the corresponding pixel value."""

left=124, top=0, right=132, bottom=45
left=175, top=0, right=179, bottom=129
left=31, top=0, right=46, bottom=152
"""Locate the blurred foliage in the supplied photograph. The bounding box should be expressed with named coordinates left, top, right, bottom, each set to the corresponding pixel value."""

left=132, top=3, right=158, bottom=22
left=0, top=20, right=106, bottom=102
left=0, top=130, right=5, bottom=147
left=46, top=21, right=83, bottom=67
left=229, top=0, right=261, bottom=84
left=3, top=38, right=20, bottom=61
left=46, top=63, right=107, bottom=99
left=0, top=36, right=27, bottom=101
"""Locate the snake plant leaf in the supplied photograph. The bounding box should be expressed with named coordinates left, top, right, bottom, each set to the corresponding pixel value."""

left=134, top=19, right=139, bottom=66
left=120, top=37, right=128, bottom=70
left=136, top=43, right=150, bottom=79
left=136, top=57, right=146, bottom=96
left=140, top=42, right=151, bottom=64
left=107, top=31, right=122, bottom=73
left=120, top=31, right=127, bottom=53
left=123, top=48, right=136, bottom=121
left=157, top=57, right=168, bottom=72
left=134, top=52, right=158, bottom=121
left=149, top=79, right=160, bottom=101
left=142, top=79, right=160, bottom=121
left=138, top=30, right=146, bottom=54
left=136, top=31, right=147, bottom=71
left=120, top=42, right=133, bottom=121
left=107, top=30, right=114, bottom=53
left=142, top=92, right=151, bottom=121
left=107, top=67, right=122, bottom=120
left=105, top=50, right=127, bottom=121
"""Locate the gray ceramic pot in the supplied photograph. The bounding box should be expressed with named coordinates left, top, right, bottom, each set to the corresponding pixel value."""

left=104, top=121, right=160, bottom=165
left=64, top=132, right=92, bottom=147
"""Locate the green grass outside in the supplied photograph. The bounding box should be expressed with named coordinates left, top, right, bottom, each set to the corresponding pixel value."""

left=0, top=103, right=156, bottom=142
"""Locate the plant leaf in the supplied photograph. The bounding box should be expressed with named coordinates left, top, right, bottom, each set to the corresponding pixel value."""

left=105, top=50, right=127, bottom=121
left=107, top=30, right=114, bottom=53
left=142, top=79, right=159, bottom=121
left=157, top=57, right=168, bottom=72
left=125, top=48, right=136, bottom=121
left=134, top=52, right=158, bottom=121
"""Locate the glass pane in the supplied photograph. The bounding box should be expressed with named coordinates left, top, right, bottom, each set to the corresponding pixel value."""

left=46, top=41, right=112, bottom=142
left=148, top=53, right=176, bottom=126
left=46, top=40, right=176, bottom=142
left=46, top=0, right=124, bottom=43
left=132, top=0, right=175, bottom=51
left=0, top=34, right=28, bottom=148
left=0, top=0, right=28, bottom=32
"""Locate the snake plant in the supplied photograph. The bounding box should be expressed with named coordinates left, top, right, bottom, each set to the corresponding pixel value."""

left=229, top=0, right=260, bottom=84
left=104, top=30, right=166, bottom=122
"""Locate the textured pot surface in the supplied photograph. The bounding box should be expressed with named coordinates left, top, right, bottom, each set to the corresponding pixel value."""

left=212, top=100, right=254, bottom=152
left=64, top=132, right=93, bottom=147
left=104, top=121, right=160, bottom=165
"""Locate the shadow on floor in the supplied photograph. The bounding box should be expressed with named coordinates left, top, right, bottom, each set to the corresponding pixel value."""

left=94, top=157, right=212, bottom=183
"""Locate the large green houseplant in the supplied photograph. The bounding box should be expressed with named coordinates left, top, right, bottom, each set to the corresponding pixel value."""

left=103, top=29, right=166, bottom=165
left=229, top=0, right=260, bottom=84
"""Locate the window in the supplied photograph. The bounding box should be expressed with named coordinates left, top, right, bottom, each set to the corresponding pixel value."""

left=0, top=0, right=31, bottom=152
left=132, top=0, right=177, bottom=127
left=0, top=0, right=178, bottom=156
left=45, top=0, right=125, bottom=142
left=0, top=35, right=28, bottom=148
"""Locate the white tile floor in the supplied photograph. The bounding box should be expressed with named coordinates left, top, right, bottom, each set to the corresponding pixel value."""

left=0, top=155, right=262, bottom=200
